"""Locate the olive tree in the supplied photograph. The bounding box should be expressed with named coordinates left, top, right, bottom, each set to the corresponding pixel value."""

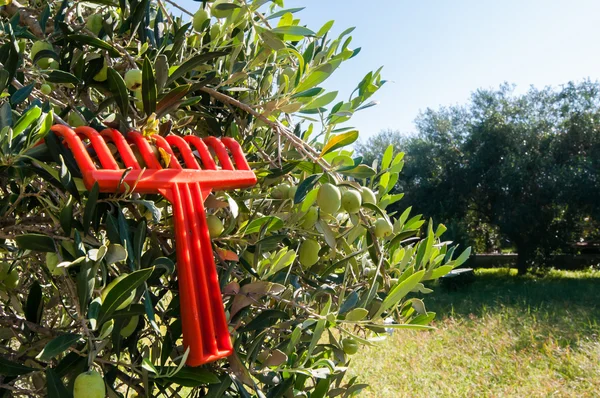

left=0, top=0, right=469, bottom=396
left=359, top=82, right=600, bottom=273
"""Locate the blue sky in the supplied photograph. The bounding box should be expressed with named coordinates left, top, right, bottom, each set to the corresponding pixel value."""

left=178, top=0, right=600, bottom=138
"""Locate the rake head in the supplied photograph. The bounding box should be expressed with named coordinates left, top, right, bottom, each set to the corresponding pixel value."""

left=49, top=124, right=257, bottom=366
left=50, top=124, right=257, bottom=195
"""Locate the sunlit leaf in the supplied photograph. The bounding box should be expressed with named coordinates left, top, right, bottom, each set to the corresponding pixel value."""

left=321, top=130, right=359, bottom=156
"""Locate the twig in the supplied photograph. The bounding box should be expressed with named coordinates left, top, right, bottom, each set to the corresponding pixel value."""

left=254, top=11, right=272, bottom=29
left=267, top=294, right=322, bottom=318
left=0, top=230, right=64, bottom=241
left=81, top=88, right=98, bottom=114
left=0, top=313, right=60, bottom=336
left=157, top=0, right=174, bottom=24
left=114, top=369, right=146, bottom=396
left=69, top=347, right=133, bottom=369
left=3, top=0, right=44, bottom=39
left=163, top=0, right=194, bottom=17
left=198, top=86, right=382, bottom=249
left=225, top=103, right=278, bottom=168
left=9, top=78, right=68, bottom=125
left=198, top=87, right=327, bottom=168
left=0, top=383, right=34, bottom=395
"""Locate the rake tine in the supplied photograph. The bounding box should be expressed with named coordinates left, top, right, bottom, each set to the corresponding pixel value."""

left=154, top=135, right=183, bottom=169
left=74, top=127, right=120, bottom=170
left=203, top=137, right=234, bottom=170
left=221, top=137, right=251, bottom=171
left=166, top=135, right=201, bottom=169
left=50, top=125, right=98, bottom=172
left=100, top=128, right=142, bottom=170
left=184, top=136, right=218, bottom=170
left=127, top=131, right=162, bottom=169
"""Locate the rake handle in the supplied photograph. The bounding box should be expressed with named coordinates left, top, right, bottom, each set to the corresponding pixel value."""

left=166, top=182, right=233, bottom=366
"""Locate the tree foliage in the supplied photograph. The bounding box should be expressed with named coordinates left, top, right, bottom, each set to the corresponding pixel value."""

left=0, top=0, right=466, bottom=396
left=358, top=82, right=600, bottom=273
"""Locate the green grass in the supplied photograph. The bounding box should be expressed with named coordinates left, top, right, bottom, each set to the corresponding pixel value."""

left=348, top=268, right=600, bottom=397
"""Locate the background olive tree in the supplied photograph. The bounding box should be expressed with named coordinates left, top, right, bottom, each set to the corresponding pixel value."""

left=0, top=0, right=469, bottom=396
left=358, top=82, right=600, bottom=274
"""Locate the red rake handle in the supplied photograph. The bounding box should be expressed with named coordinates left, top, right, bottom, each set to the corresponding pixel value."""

left=167, top=182, right=233, bottom=366
left=46, top=125, right=258, bottom=366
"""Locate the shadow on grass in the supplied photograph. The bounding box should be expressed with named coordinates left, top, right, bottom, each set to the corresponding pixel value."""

left=425, top=268, right=600, bottom=347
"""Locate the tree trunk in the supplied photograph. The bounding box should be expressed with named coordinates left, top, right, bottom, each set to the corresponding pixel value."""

left=516, top=253, right=528, bottom=275
left=516, top=244, right=530, bottom=275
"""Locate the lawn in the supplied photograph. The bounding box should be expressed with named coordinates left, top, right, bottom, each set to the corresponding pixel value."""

left=348, top=268, right=600, bottom=397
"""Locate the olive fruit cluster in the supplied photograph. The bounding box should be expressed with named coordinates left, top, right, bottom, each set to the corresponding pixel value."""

left=296, top=181, right=394, bottom=269
left=30, top=41, right=59, bottom=99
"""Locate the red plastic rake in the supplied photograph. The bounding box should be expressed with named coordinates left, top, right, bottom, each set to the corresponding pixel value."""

left=50, top=124, right=257, bottom=366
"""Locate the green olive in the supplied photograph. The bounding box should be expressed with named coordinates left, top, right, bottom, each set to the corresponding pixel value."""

left=374, top=218, right=393, bottom=238
left=4, top=269, right=19, bottom=290
left=67, top=112, right=86, bottom=128
left=207, top=214, right=224, bottom=238
left=288, top=185, right=298, bottom=201
left=301, top=207, right=318, bottom=229
left=341, top=338, right=359, bottom=355
left=210, top=22, right=221, bottom=38
left=299, top=239, right=321, bottom=268
left=317, top=183, right=341, bottom=214
left=342, top=190, right=362, bottom=213
left=211, top=0, right=235, bottom=19
left=93, top=60, right=108, bottom=82
left=193, top=8, right=210, bottom=31
left=73, top=370, right=105, bottom=398
left=361, top=187, right=377, bottom=205
left=40, top=83, right=52, bottom=95
left=30, top=41, right=54, bottom=68
left=124, top=69, right=143, bottom=91
left=272, top=183, right=291, bottom=200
